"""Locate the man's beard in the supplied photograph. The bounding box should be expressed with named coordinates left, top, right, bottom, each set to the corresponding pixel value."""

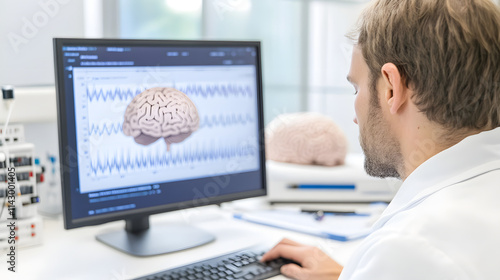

left=359, top=98, right=403, bottom=179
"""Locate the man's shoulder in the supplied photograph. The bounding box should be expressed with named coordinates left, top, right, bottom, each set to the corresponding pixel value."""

left=354, top=170, right=500, bottom=277
left=385, top=168, right=500, bottom=234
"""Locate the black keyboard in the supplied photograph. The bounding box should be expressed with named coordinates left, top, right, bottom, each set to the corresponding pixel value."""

left=134, top=245, right=293, bottom=280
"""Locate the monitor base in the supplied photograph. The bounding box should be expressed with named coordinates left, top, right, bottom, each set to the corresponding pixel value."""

left=96, top=222, right=215, bottom=257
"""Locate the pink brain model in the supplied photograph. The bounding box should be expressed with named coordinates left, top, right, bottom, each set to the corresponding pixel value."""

left=265, top=112, right=348, bottom=166
left=122, top=87, right=199, bottom=150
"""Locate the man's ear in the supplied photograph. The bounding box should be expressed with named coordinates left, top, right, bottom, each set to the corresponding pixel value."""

left=381, top=63, right=407, bottom=115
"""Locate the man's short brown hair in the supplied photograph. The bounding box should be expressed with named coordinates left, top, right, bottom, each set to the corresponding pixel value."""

left=354, top=0, right=500, bottom=131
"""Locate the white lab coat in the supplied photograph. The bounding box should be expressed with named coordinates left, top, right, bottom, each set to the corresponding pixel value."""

left=339, top=127, right=500, bottom=280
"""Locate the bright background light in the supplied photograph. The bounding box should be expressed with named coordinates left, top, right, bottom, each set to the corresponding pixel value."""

left=165, top=0, right=202, bottom=13
left=227, top=0, right=252, bottom=12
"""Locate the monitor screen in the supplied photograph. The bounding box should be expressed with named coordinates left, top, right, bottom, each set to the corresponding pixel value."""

left=54, top=39, right=266, bottom=255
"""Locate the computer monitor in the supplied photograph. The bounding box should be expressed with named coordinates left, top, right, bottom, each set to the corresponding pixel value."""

left=53, top=38, right=266, bottom=256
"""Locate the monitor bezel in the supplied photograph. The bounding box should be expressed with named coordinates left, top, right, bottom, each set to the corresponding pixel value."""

left=53, top=38, right=267, bottom=230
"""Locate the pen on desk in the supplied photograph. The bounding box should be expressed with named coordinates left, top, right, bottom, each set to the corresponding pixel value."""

left=302, top=210, right=370, bottom=221
left=289, top=184, right=356, bottom=190
left=302, top=209, right=357, bottom=215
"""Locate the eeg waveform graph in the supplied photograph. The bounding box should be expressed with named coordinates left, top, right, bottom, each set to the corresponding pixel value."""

left=86, top=83, right=253, bottom=102
left=88, top=113, right=256, bottom=137
left=72, top=66, right=260, bottom=193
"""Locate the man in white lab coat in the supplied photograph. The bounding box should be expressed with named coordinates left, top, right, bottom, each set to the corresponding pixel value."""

left=261, top=0, right=500, bottom=279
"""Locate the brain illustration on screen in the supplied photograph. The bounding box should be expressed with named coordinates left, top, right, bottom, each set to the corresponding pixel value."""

left=122, top=87, right=199, bottom=151
left=265, top=112, right=348, bottom=166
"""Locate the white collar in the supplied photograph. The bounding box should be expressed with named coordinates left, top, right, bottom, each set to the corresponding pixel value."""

left=372, top=127, right=500, bottom=230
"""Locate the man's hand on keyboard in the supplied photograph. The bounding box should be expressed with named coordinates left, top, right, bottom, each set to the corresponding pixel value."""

left=260, top=238, right=343, bottom=280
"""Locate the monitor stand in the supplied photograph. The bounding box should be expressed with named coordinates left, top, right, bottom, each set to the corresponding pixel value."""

left=96, top=216, right=215, bottom=257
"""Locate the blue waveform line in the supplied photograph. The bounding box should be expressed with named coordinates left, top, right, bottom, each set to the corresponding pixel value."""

left=88, top=113, right=256, bottom=136
left=176, top=84, right=253, bottom=98
left=86, top=84, right=253, bottom=102
left=201, top=113, right=255, bottom=128
left=89, top=144, right=256, bottom=175
left=87, top=87, right=144, bottom=102
left=89, top=123, right=122, bottom=136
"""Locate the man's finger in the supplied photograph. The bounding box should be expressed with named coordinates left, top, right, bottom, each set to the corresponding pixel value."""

left=281, top=263, right=309, bottom=280
left=278, top=238, right=303, bottom=247
left=260, top=244, right=306, bottom=263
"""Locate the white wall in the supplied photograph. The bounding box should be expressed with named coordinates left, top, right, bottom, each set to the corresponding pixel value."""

left=0, top=0, right=85, bottom=208
left=0, top=0, right=85, bottom=86
left=307, top=1, right=368, bottom=153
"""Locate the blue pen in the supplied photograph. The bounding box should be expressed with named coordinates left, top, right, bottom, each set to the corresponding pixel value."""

left=289, top=184, right=356, bottom=190
left=302, top=210, right=370, bottom=220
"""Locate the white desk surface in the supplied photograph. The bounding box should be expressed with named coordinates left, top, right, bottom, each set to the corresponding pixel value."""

left=0, top=200, right=364, bottom=280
